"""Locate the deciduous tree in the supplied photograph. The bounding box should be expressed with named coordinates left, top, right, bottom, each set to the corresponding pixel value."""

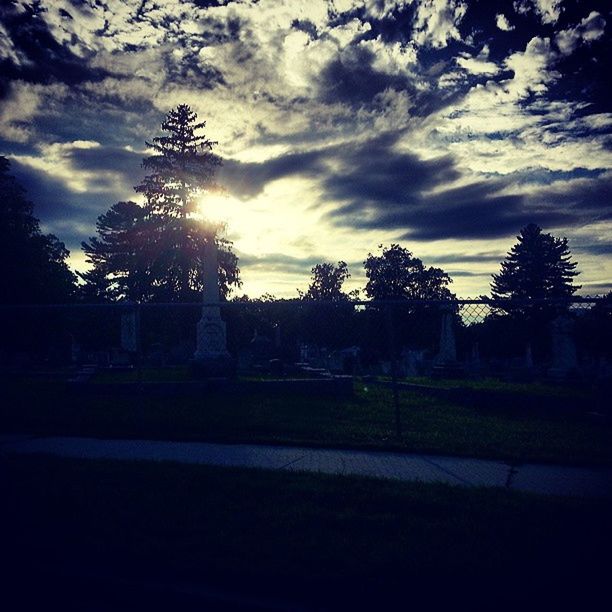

left=364, top=244, right=454, bottom=301
left=301, top=261, right=355, bottom=301
left=0, top=156, right=76, bottom=303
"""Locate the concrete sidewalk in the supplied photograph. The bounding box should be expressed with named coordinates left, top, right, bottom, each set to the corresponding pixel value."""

left=1, top=434, right=611, bottom=499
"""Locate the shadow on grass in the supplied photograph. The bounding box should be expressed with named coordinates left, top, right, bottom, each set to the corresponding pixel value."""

left=2, top=454, right=611, bottom=608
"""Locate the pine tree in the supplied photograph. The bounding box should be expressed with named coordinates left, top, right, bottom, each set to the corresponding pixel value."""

left=135, top=104, right=223, bottom=300
left=136, top=104, right=221, bottom=218
left=491, top=224, right=580, bottom=301
left=81, top=106, right=241, bottom=302
left=81, top=201, right=150, bottom=301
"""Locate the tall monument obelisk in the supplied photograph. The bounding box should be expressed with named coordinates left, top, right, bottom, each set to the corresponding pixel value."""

left=193, top=236, right=232, bottom=375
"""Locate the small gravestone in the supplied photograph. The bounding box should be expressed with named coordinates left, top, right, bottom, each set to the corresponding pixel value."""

left=436, top=308, right=457, bottom=363
left=121, top=307, right=138, bottom=353
left=466, top=342, right=483, bottom=377
left=250, top=329, right=273, bottom=368
left=70, top=334, right=81, bottom=364
left=433, top=306, right=464, bottom=378
left=549, top=314, right=578, bottom=379
left=508, top=343, right=535, bottom=382
left=525, top=343, right=534, bottom=369
left=401, top=348, right=424, bottom=377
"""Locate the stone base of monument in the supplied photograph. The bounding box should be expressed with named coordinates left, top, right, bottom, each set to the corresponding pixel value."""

left=432, top=361, right=465, bottom=379
left=190, top=354, right=236, bottom=378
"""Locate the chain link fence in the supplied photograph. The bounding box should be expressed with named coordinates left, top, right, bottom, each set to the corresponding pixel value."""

left=1, top=296, right=610, bottom=379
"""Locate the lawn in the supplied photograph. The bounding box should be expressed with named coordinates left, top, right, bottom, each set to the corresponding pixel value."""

left=400, top=375, right=592, bottom=398
left=2, top=454, right=610, bottom=607
left=2, top=377, right=611, bottom=465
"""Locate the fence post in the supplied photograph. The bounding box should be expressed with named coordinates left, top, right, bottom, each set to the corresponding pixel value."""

left=135, top=302, right=143, bottom=389
left=385, top=303, right=402, bottom=439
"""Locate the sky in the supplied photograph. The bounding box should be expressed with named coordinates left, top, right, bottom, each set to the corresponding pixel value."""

left=1, top=0, right=611, bottom=298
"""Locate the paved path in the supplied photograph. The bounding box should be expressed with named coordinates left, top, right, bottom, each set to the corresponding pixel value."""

left=1, top=434, right=611, bottom=499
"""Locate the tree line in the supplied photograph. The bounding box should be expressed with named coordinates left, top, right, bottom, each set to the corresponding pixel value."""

left=0, top=104, right=586, bottom=306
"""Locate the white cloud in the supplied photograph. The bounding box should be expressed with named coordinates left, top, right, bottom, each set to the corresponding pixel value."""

left=533, top=0, right=564, bottom=25
left=0, top=21, right=28, bottom=65
left=359, top=36, right=418, bottom=75
left=0, top=81, right=68, bottom=143
left=412, top=0, right=467, bottom=48
left=503, top=36, right=558, bottom=100
left=456, top=45, right=499, bottom=76
left=496, top=14, right=515, bottom=32
left=556, top=12, right=606, bottom=57
left=332, top=0, right=415, bottom=20
left=3, top=0, right=610, bottom=297
left=513, top=1, right=563, bottom=25
left=11, top=140, right=128, bottom=193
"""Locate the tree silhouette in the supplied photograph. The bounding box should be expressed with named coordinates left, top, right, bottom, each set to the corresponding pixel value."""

left=298, top=261, right=357, bottom=350
left=361, top=244, right=455, bottom=358
left=301, top=261, right=355, bottom=301
left=491, top=224, right=580, bottom=301
left=81, top=201, right=149, bottom=301
left=135, top=104, right=224, bottom=299
left=0, top=156, right=76, bottom=303
left=82, top=106, right=240, bottom=302
left=364, top=244, right=454, bottom=301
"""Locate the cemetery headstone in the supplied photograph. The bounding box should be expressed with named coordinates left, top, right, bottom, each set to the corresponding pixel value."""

left=193, top=237, right=234, bottom=377
left=549, top=314, right=578, bottom=379
left=433, top=305, right=464, bottom=378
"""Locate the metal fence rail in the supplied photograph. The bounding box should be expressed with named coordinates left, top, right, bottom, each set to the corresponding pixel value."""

left=1, top=296, right=610, bottom=441
left=1, top=296, right=609, bottom=376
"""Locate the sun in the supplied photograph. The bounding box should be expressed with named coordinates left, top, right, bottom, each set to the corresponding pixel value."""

left=196, top=192, right=236, bottom=225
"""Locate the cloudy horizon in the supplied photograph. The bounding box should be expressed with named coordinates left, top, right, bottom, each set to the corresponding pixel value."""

left=1, top=0, right=610, bottom=298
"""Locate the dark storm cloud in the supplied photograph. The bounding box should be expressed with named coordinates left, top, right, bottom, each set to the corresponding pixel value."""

left=238, top=252, right=329, bottom=273
left=66, top=145, right=144, bottom=184
left=221, top=132, right=574, bottom=241
left=334, top=167, right=574, bottom=241
left=344, top=177, right=576, bottom=241
left=529, top=174, right=612, bottom=221
left=238, top=253, right=366, bottom=279
left=427, top=252, right=506, bottom=264
left=220, top=149, right=326, bottom=199
left=318, top=45, right=414, bottom=106
left=9, top=158, right=132, bottom=253
left=221, top=131, right=459, bottom=202
left=0, top=3, right=110, bottom=98
left=445, top=270, right=489, bottom=277
left=316, top=42, right=473, bottom=118
left=322, top=134, right=459, bottom=205
left=312, top=137, right=540, bottom=240
left=163, top=48, right=226, bottom=88
left=574, top=243, right=612, bottom=257
left=582, top=281, right=612, bottom=292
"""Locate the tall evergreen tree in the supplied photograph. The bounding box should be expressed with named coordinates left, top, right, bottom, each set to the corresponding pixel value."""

left=81, top=105, right=240, bottom=301
left=135, top=104, right=224, bottom=300
left=491, top=224, right=580, bottom=301
left=80, top=201, right=150, bottom=301
left=0, top=156, right=76, bottom=303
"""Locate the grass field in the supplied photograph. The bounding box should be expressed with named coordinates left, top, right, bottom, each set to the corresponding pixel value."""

left=2, top=377, right=611, bottom=465
left=2, top=454, right=610, bottom=607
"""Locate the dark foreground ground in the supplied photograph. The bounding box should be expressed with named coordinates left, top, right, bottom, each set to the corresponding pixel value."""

left=2, top=454, right=610, bottom=610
